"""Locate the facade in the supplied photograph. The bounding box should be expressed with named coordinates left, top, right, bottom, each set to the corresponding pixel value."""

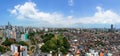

left=0, top=30, right=4, bottom=37
left=11, top=44, right=18, bottom=54
left=4, top=22, right=13, bottom=39
left=10, top=30, right=16, bottom=39
left=110, top=24, right=115, bottom=32
left=16, top=31, right=21, bottom=42
left=24, top=33, right=28, bottom=41
left=21, top=33, right=28, bottom=41
left=10, top=44, right=28, bottom=56
left=111, top=24, right=113, bottom=31
left=21, top=34, right=25, bottom=41
left=4, top=29, right=11, bottom=39
left=20, top=46, right=27, bottom=56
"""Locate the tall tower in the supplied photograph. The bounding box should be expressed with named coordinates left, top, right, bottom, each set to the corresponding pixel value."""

left=8, top=22, right=12, bottom=30
left=111, top=24, right=113, bottom=30
left=8, top=22, right=10, bottom=26
left=111, top=24, right=113, bottom=32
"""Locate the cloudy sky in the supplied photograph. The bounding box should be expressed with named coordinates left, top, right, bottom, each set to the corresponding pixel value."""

left=0, top=0, right=120, bottom=28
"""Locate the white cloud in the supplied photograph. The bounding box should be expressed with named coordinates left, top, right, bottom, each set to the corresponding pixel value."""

left=68, top=0, right=74, bottom=6
left=10, top=2, right=120, bottom=27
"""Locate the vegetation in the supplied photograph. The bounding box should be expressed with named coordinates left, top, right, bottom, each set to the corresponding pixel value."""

left=0, top=46, right=7, bottom=54
left=28, top=32, right=35, bottom=37
left=41, top=33, right=54, bottom=43
left=0, top=36, right=2, bottom=39
left=2, top=38, right=14, bottom=46
left=18, top=41, right=29, bottom=47
left=2, top=37, right=29, bottom=47
left=28, top=32, right=35, bottom=45
left=28, top=36, right=35, bottom=45
left=30, top=46, right=35, bottom=50
left=40, top=34, right=70, bottom=55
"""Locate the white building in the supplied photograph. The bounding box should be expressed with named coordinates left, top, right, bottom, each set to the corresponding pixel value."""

left=10, top=44, right=28, bottom=56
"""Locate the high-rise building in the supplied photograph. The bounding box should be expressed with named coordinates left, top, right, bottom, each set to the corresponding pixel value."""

left=11, top=44, right=18, bottom=54
left=111, top=24, right=113, bottom=30
left=21, top=46, right=27, bottom=56
left=4, top=29, right=11, bottom=39
left=4, top=22, right=12, bottom=39
left=16, top=31, right=21, bottom=42
left=7, top=22, right=12, bottom=30
left=110, top=24, right=114, bottom=32
left=21, top=33, right=28, bottom=41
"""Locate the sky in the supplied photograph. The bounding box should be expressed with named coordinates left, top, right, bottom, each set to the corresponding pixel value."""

left=0, top=0, right=120, bottom=28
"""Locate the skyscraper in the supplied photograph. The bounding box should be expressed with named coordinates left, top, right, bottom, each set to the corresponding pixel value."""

left=111, top=24, right=113, bottom=30
left=7, top=22, right=12, bottom=30
left=110, top=24, right=114, bottom=32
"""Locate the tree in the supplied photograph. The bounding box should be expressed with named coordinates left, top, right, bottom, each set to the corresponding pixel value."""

left=28, top=32, right=35, bottom=37
left=2, top=38, right=14, bottom=46
left=62, top=37, right=70, bottom=50
left=40, top=34, right=70, bottom=55
left=0, top=46, right=7, bottom=54
left=18, top=41, right=29, bottom=47
left=0, top=36, right=2, bottom=39
left=41, top=33, right=54, bottom=43
left=28, top=36, right=35, bottom=45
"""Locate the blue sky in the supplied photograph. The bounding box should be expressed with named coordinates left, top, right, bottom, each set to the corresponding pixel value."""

left=0, top=0, right=120, bottom=28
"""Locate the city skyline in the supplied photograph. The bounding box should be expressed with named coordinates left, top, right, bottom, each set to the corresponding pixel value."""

left=0, top=0, right=120, bottom=28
